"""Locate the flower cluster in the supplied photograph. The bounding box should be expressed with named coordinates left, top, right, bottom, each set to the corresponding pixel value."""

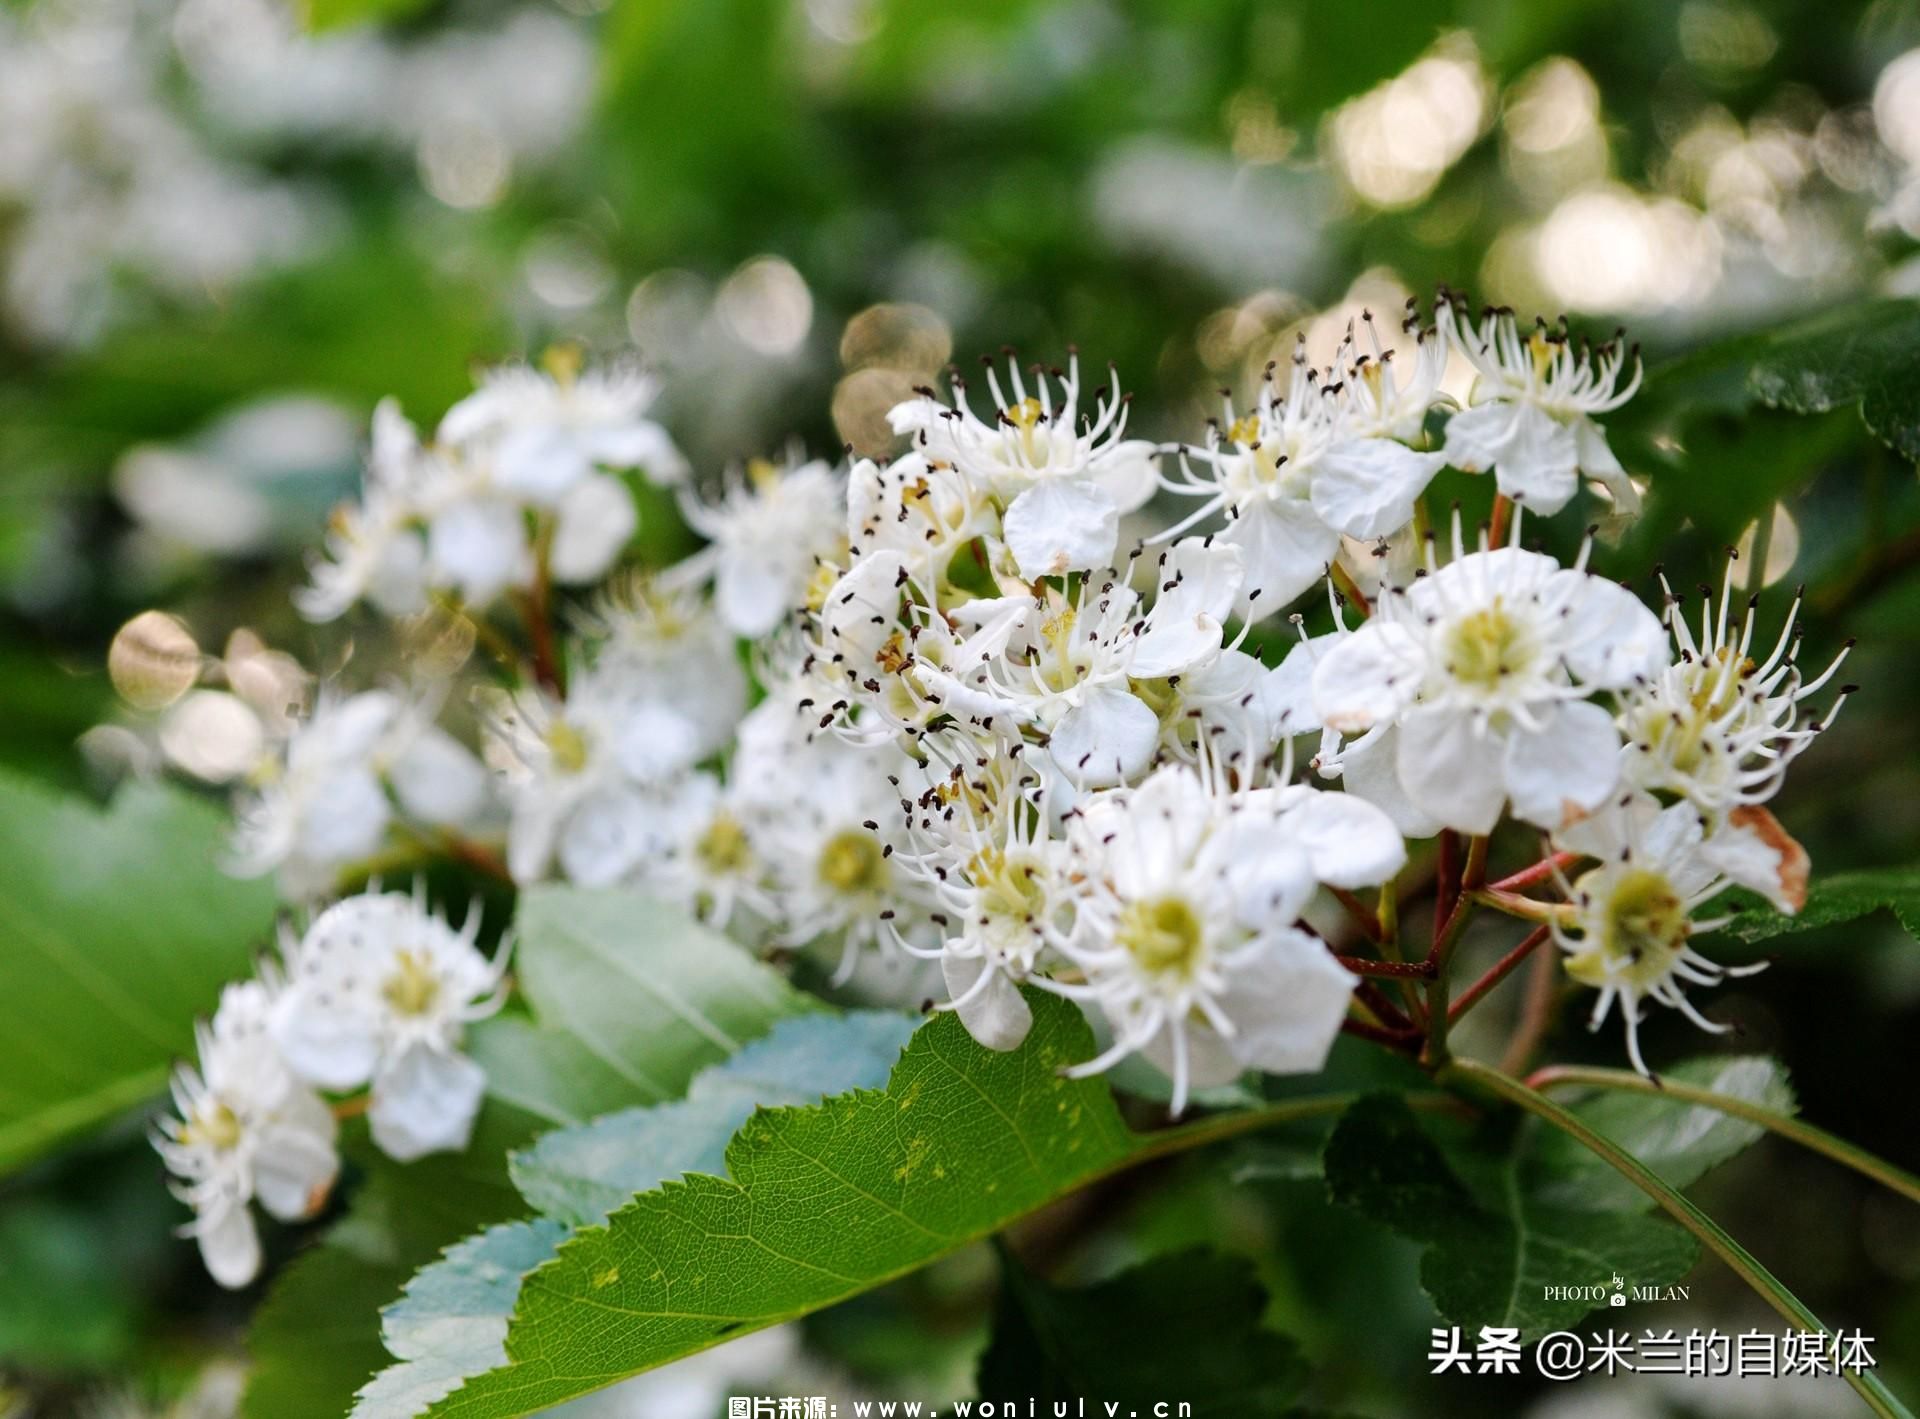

left=142, top=303, right=1851, bottom=1284
left=159, top=890, right=503, bottom=1286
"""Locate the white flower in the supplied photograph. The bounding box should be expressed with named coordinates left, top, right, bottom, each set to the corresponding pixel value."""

left=155, top=975, right=338, bottom=1288
left=889, top=354, right=1159, bottom=580
left=1310, top=539, right=1667, bottom=833
left=641, top=771, right=776, bottom=931
left=271, top=890, right=507, bottom=1161
left=676, top=455, right=848, bottom=637
left=1618, top=564, right=1854, bottom=824
left=889, top=731, right=1080, bottom=1052
left=1160, top=338, right=1445, bottom=621
left=1550, top=795, right=1774, bottom=1076
left=484, top=663, right=705, bottom=887
left=844, top=451, right=999, bottom=601
left=1049, top=763, right=1360, bottom=1115
left=917, top=539, right=1246, bottom=786
left=1438, top=301, right=1642, bottom=518
left=585, top=575, right=749, bottom=763
left=295, top=400, right=432, bottom=622
left=731, top=691, right=933, bottom=981
left=438, top=358, right=687, bottom=502
left=231, top=688, right=489, bottom=898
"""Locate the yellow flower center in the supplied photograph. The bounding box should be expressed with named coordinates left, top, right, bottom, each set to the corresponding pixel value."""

left=695, top=813, right=752, bottom=874
left=1117, top=895, right=1206, bottom=979
left=819, top=829, right=888, bottom=896
left=1566, top=867, right=1690, bottom=990
left=545, top=718, right=590, bottom=774
left=181, top=1102, right=243, bottom=1151
left=970, top=847, right=1047, bottom=922
left=540, top=342, right=584, bottom=386
left=1446, top=602, right=1531, bottom=688
left=382, top=948, right=442, bottom=1017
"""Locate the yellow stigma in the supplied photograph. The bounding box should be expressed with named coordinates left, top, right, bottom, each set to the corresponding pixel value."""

left=1528, top=329, right=1555, bottom=380
left=1116, top=896, right=1206, bottom=978
left=819, top=829, right=888, bottom=896
left=1128, top=675, right=1180, bottom=722
left=1005, top=397, right=1044, bottom=431
left=1566, top=867, right=1690, bottom=990
left=747, top=457, right=781, bottom=493
left=181, top=1102, right=243, bottom=1151
left=382, top=949, right=442, bottom=1016
left=695, top=813, right=752, bottom=875
left=1446, top=602, right=1530, bottom=688
left=1227, top=413, right=1262, bottom=446
left=969, top=847, right=1046, bottom=922
left=545, top=718, right=590, bottom=774
left=540, top=342, right=584, bottom=386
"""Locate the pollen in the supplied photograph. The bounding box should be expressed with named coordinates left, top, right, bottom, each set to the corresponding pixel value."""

left=381, top=948, right=442, bottom=1017
left=819, top=829, right=889, bottom=896
left=1566, top=867, right=1690, bottom=990
left=1446, top=601, right=1532, bottom=688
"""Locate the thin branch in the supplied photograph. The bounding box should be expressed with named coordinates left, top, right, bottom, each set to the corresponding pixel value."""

left=1447, top=925, right=1550, bottom=1023
left=1489, top=852, right=1580, bottom=894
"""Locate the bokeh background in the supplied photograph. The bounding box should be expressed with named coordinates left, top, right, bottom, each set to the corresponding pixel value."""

left=4, top=0, right=1920, bottom=1414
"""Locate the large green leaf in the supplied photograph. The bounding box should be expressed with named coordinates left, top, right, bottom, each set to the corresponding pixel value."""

left=1323, top=1095, right=1698, bottom=1340
left=0, top=774, right=277, bottom=1174
left=353, top=1011, right=917, bottom=1419
left=420, top=991, right=1145, bottom=1417
left=244, top=888, right=810, bottom=1419
left=977, top=1248, right=1308, bottom=1413
left=1721, top=867, right=1920, bottom=944
left=1529, top=1057, right=1793, bottom=1213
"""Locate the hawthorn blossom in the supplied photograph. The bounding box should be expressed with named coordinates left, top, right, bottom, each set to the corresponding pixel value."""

left=1311, top=538, right=1667, bottom=833
left=675, top=454, right=848, bottom=637
left=889, top=354, right=1159, bottom=580
left=845, top=451, right=999, bottom=601
left=231, top=687, right=488, bottom=897
left=1159, top=335, right=1446, bottom=620
left=155, top=976, right=338, bottom=1288
left=437, top=357, right=686, bottom=501
left=1618, top=564, right=1853, bottom=824
left=1550, top=795, right=1779, bottom=1076
left=271, top=890, right=507, bottom=1161
left=1048, top=762, right=1365, bottom=1115
left=1438, top=301, right=1642, bottom=519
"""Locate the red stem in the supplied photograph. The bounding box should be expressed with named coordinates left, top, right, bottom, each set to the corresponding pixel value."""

left=1448, top=925, right=1551, bottom=1023
left=1336, top=955, right=1437, bottom=980
left=1340, top=1017, right=1422, bottom=1053
left=1489, top=852, right=1579, bottom=894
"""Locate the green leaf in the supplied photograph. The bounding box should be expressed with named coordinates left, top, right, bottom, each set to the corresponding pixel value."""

left=0, top=774, right=277, bottom=1175
left=298, top=0, right=435, bottom=35
left=245, top=889, right=810, bottom=1419
left=1323, top=1095, right=1698, bottom=1339
left=1529, top=1058, right=1793, bottom=1213
left=977, top=1248, right=1308, bottom=1412
left=421, top=991, right=1143, bottom=1417
left=511, top=1010, right=919, bottom=1226
left=352, top=1012, right=917, bottom=1419
left=1720, top=867, right=1920, bottom=944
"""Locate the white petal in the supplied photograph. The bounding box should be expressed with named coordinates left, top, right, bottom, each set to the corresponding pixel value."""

left=1502, top=700, right=1623, bottom=829
left=1280, top=789, right=1408, bottom=887
left=1003, top=479, right=1120, bottom=580
left=550, top=474, right=639, bottom=585
left=1049, top=686, right=1160, bottom=787
left=1311, top=438, right=1445, bottom=540
left=1221, top=930, right=1356, bottom=1076
left=1310, top=621, right=1424, bottom=733
left=427, top=499, right=529, bottom=607
left=295, top=766, right=391, bottom=868
left=390, top=729, right=488, bottom=827
left=1554, top=573, right=1668, bottom=687
left=270, top=992, right=382, bottom=1091
left=1702, top=807, right=1808, bottom=914
left=1492, top=404, right=1581, bottom=513
left=196, top=1201, right=262, bottom=1290
left=1224, top=498, right=1341, bottom=621
left=365, top=532, right=429, bottom=619
left=507, top=793, right=565, bottom=886
left=1439, top=400, right=1521, bottom=473
left=251, top=1119, right=340, bottom=1222
left=494, top=425, right=590, bottom=504
left=369, top=1045, right=488, bottom=1162
left=1138, top=1016, right=1244, bottom=1095
left=556, top=785, right=657, bottom=886
left=1576, top=419, right=1641, bottom=525
left=1340, top=726, right=1445, bottom=838
left=1212, top=820, right=1317, bottom=928
left=942, top=953, right=1034, bottom=1052
left=613, top=702, right=702, bottom=783
left=716, top=556, right=799, bottom=638
left=1086, top=439, right=1161, bottom=514
left=1396, top=705, right=1508, bottom=834
left=587, top=422, right=687, bottom=485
